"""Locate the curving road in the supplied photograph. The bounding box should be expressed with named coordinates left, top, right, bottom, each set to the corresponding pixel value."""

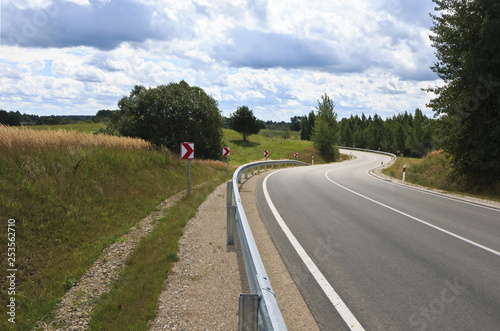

left=255, top=150, right=500, bottom=331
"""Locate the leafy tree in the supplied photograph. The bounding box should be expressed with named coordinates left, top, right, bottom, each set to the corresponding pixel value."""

left=426, top=0, right=500, bottom=186
left=0, top=110, right=20, bottom=126
left=108, top=81, right=223, bottom=160
left=290, top=116, right=302, bottom=131
left=312, top=93, right=339, bottom=160
left=283, top=126, right=291, bottom=139
left=229, top=106, right=260, bottom=141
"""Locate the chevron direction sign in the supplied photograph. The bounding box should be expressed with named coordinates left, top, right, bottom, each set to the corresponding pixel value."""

left=223, top=147, right=230, bottom=157
left=264, top=150, right=269, bottom=157
left=181, top=142, right=194, bottom=159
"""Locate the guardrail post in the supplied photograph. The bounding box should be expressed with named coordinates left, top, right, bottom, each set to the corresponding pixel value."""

left=227, top=205, right=236, bottom=245
left=227, top=181, right=236, bottom=246
left=238, top=294, right=259, bottom=331
left=227, top=181, right=233, bottom=206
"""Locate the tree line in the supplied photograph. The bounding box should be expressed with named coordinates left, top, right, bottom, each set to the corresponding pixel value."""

left=298, top=108, right=438, bottom=158
left=0, top=109, right=114, bottom=126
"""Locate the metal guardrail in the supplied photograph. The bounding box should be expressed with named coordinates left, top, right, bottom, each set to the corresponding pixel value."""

left=227, top=160, right=308, bottom=330
left=338, top=146, right=397, bottom=159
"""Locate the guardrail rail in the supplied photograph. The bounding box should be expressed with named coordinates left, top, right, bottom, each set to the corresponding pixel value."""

left=227, top=160, right=308, bottom=330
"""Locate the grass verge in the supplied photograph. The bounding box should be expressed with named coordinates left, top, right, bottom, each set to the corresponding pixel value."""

left=88, top=182, right=220, bottom=330
left=383, top=150, right=500, bottom=202
left=224, top=129, right=329, bottom=165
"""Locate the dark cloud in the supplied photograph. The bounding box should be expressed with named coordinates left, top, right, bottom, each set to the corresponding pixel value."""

left=215, top=28, right=340, bottom=70
left=1, top=0, right=169, bottom=50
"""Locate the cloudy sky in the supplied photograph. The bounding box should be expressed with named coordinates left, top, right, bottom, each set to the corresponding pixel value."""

left=0, top=0, right=441, bottom=121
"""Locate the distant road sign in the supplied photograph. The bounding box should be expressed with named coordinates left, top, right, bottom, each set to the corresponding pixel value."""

left=294, top=152, right=298, bottom=158
left=264, top=150, right=269, bottom=157
left=223, top=147, right=231, bottom=157
left=181, top=142, right=194, bottom=159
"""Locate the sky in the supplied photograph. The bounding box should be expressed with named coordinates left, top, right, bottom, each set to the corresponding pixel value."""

left=0, top=0, right=441, bottom=121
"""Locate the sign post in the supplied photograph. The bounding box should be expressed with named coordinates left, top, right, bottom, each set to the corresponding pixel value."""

left=403, top=164, right=406, bottom=182
left=264, top=150, right=269, bottom=170
left=181, top=142, right=194, bottom=195
left=223, top=147, right=231, bottom=176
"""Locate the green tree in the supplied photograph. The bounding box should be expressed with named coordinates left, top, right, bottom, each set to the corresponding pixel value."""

left=312, top=93, right=339, bottom=160
left=108, top=81, right=223, bottom=160
left=229, top=106, right=260, bottom=141
left=367, top=114, right=384, bottom=150
left=392, top=122, right=406, bottom=155
left=339, top=118, right=354, bottom=147
left=300, top=111, right=315, bottom=140
left=426, top=0, right=500, bottom=186
left=283, top=126, right=292, bottom=139
left=290, top=116, right=302, bottom=131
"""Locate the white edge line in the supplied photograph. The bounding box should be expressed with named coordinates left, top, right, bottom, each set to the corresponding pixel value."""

left=325, top=170, right=500, bottom=258
left=263, top=171, right=365, bottom=331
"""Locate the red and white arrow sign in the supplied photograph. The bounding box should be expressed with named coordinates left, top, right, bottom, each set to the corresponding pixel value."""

left=264, top=150, right=269, bottom=157
left=181, top=142, right=194, bottom=159
left=294, top=152, right=298, bottom=158
left=223, top=147, right=230, bottom=157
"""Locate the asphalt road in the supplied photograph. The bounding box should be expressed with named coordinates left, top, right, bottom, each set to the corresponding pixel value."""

left=255, top=150, right=500, bottom=331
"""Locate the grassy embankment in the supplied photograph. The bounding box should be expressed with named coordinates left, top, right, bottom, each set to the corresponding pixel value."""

left=0, top=125, right=229, bottom=330
left=0, top=123, right=336, bottom=330
left=383, top=150, right=500, bottom=202
left=223, top=128, right=332, bottom=165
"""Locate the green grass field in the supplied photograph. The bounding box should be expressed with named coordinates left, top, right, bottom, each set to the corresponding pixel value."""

left=224, top=129, right=328, bottom=165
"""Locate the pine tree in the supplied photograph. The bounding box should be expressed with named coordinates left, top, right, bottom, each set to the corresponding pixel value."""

left=426, top=0, right=500, bottom=186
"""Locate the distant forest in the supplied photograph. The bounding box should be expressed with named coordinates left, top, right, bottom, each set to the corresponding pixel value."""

left=0, top=109, right=114, bottom=126
left=299, top=108, right=438, bottom=158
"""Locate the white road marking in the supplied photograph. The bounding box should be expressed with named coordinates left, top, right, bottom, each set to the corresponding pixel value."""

left=263, top=171, right=365, bottom=331
left=325, top=170, right=500, bottom=258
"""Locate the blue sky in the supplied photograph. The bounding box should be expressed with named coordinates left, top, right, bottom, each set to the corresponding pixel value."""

left=0, top=0, right=441, bottom=121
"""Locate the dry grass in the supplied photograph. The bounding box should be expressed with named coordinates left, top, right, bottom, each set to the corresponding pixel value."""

left=0, top=124, right=152, bottom=151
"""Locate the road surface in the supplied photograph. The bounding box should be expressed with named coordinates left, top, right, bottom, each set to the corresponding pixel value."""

left=256, top=150, right=500, bottom=331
